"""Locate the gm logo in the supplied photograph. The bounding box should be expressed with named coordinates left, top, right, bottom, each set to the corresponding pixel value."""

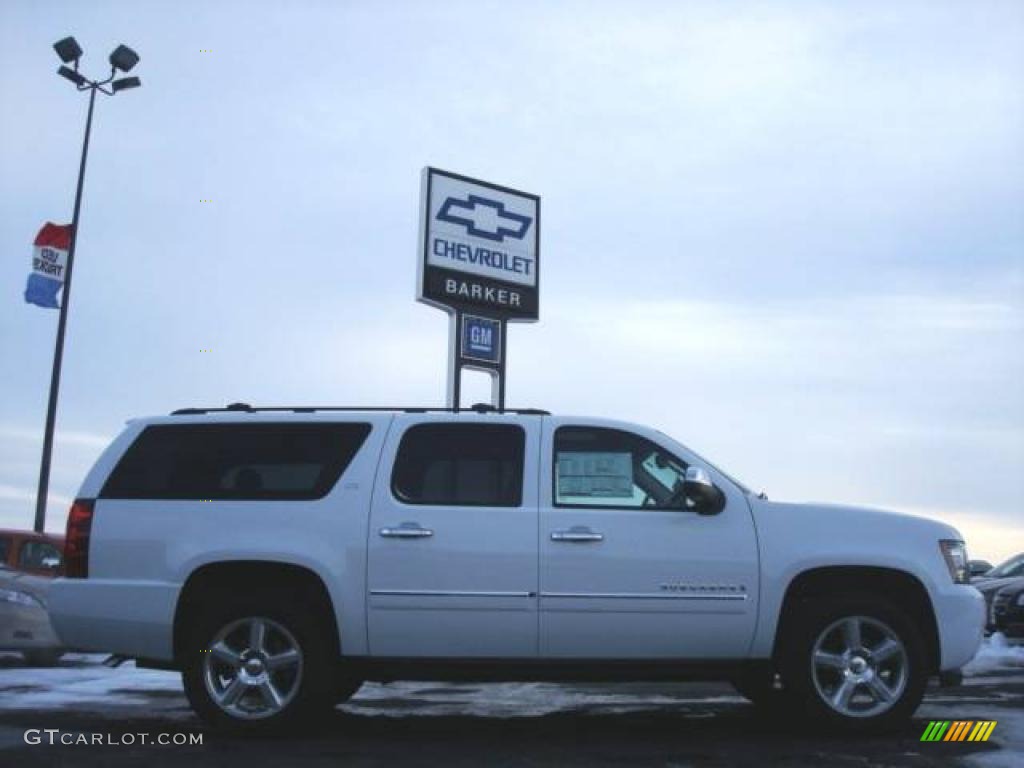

left=437, top=195, right=532, bottom=243
left=461, top=315, right=501, bottom=364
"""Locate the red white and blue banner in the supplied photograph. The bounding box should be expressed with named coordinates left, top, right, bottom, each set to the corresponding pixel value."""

left=25, top=222, right=72, bottom=309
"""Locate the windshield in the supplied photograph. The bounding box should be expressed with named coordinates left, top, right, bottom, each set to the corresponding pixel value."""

left=658, top=431, right=754, bottom=496
left=988, top=554, right=1024, bottom=579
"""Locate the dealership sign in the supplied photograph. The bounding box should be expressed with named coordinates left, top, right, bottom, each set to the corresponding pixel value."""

left=418, top=167, right=540, bottom=321
left=417, top=168, right=541, bottom=409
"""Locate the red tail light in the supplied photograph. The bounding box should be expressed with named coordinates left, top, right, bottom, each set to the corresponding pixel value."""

left=64, top=499, right=94, bottom=578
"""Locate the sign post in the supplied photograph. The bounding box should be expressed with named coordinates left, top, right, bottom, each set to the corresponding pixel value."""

left=417, top=168, right=540, bottom=410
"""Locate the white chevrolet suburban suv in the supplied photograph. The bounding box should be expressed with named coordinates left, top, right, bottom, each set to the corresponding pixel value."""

left=48, top=404, right=984, bottom=732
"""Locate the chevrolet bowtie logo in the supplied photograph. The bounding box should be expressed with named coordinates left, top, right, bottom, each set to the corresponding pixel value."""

left=436, top=195, right=532, bottom=243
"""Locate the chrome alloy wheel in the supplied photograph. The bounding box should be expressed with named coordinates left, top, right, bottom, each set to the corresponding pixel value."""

left=202, top=617, right=303, bottom=720
left=810, top=615, right=908, bottom=718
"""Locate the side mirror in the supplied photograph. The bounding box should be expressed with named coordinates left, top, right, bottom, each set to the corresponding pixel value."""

left=683, top=466, right=726, bottom=516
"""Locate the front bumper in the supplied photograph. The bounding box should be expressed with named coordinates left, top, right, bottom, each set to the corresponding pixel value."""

left=933, top=583, right=986, bottom=671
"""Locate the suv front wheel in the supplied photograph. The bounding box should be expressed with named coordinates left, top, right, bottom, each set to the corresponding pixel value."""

left=780, top=595, right=927, bottom=731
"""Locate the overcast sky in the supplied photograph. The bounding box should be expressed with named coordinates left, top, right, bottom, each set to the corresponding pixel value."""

left=1, top=1, right=1021, bottom=560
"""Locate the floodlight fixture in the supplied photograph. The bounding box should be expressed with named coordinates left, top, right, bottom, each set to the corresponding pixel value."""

left=109, top=44, right=140, bottom=73
left=111, top=76, right=141, bottom=92
left=58, top=65, right=87, bottom=87
left=53, top=36, right=83, bottom=64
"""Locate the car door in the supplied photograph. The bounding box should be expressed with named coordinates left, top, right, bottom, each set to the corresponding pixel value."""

left=366, top=414, right=540, bottom=657
left=539, top=418, right=760, bottom=659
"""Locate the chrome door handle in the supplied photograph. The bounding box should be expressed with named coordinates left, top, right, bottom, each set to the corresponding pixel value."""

left=379, top=524, right=434, bottom=539
left=551, top=528, right=604, bottom=543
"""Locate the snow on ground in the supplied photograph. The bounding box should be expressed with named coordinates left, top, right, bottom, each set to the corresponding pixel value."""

left=963, top=633, right=1024, bottom=677
left=0, top=654, right=187, bottom=718
left=342, top=681, right=744, bottom=718
left=0, top=633, right=1021, bottom=719
left=0, top=654, right=742, bottom=719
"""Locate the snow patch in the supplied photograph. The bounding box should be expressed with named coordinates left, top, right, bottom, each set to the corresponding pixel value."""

left=0, top=654, right=187, bottom=717
left=341, top=681, right=743, bottom=719
left=964, top=633, right=1024, bottom=677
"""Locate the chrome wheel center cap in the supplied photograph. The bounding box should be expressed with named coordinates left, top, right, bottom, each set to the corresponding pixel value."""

left=238, top=654, right=267, bottom=683
left=845, top=654, right=874, bottom=682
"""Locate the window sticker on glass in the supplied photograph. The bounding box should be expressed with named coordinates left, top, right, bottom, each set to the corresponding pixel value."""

left=557, top=452, right=633, bottom=498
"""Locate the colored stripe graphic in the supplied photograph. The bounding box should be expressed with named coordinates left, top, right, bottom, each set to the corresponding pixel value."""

left=922, top=720, right=998, bottom=742
left=921, top=721, right=950, bottom=741
left=945, top=721, right=970, bottom=741
left=971, top=722, right=997, bottom=742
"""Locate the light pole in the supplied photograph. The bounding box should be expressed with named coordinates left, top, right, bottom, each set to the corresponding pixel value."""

left=33, top=37, right=142, bottom=533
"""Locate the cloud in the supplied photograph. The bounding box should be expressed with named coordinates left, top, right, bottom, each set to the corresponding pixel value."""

left=0, top=483, right=71, bottom=508
left=880, top=505, right=1024, bottom=565
left=0, top=426, right=112, bottom=449
left=0, top=0, right=1020, bottom=546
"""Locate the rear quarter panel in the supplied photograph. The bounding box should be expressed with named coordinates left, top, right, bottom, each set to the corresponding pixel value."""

left=50, top=413, right=392, bottom=660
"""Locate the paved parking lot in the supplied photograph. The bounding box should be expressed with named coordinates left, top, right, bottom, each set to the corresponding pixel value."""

left=0, top=653, right=1021, bottom=767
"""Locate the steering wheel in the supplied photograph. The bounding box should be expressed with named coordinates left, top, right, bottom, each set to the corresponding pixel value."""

left=665, top=479, right=689, bottom=509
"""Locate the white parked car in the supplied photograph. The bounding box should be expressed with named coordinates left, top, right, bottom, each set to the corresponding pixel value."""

left=48, top=405, right=984, bottom=732
left=1, top=563, right=65, bottom=666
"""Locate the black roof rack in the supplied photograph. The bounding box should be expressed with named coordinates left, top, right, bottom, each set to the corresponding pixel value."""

left=170, top=403, right=549, bottom=416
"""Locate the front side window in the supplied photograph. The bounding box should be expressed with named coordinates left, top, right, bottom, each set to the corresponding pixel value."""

left=554, top=426, right=689, bottom=509
left=101, top=423, right=371, bottom=500
left=392, top=423, right=525, bottom=507
left=0, top=536, right=11, bottom=564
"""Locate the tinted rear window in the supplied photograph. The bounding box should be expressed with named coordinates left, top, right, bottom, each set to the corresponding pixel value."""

left=101, top=423, right=371, bottom=500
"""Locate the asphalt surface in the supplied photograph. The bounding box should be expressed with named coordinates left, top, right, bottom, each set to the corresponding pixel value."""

left=1, top=664, right=1021, bottom=768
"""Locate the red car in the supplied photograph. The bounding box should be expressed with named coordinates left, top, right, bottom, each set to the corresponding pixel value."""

left=0, top=529, right=64, bottom=577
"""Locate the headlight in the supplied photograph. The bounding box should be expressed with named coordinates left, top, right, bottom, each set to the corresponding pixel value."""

left=1016, top=592, right=1024, bottom=607
left=0, top=587, right=44, bottom=608
left=939, top=540, right=969, bottom=584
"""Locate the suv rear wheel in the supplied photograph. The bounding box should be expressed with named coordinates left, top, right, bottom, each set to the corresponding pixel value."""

left=780, top=595, right=927, bottom=731
left=182, top=595, right=335, bottom=732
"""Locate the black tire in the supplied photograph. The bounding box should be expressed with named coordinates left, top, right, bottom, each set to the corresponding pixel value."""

left=23, top=649, right=63, bottom=667
left=181, top=590, right=336, bottom=734
left=778, top=594, right=927, bottom=733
